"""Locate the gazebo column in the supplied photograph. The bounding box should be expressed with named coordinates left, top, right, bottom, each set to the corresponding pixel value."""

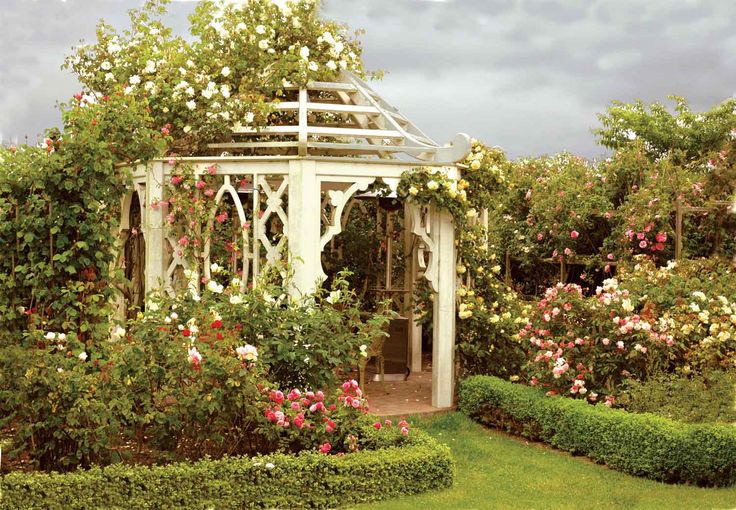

left=432, top=208, right=456, bottom=408
left=287, top=159, right=322, bottom=297
left=144, top=161, right=166, bottom=298
left=404, top=202, right=423, bottom=374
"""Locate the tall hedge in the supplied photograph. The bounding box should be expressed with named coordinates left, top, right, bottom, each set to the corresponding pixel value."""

left=0, top=432, right=453, bottom=510
left=459, top=375, right=736, bottom=486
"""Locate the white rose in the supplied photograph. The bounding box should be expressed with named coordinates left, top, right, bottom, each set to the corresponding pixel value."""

left=101, top=61, right=112, bottom=71
left=186, top=100, right=196, bottom=110
left=129, top=75, right=141, bottom=85
left=255, top=24, right=266, bottom=34
left=221, top=66, right=231, bottom=77
left=299, top=46, right=310, bottom=59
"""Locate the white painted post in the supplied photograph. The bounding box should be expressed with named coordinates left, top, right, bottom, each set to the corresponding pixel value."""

left=287, top=159, right=322, bottom=297
left=432, top=208, right=456, bottom=408
left=404, top=202, right=423, bottom=373
left=144, top=161, right=166, bottom=298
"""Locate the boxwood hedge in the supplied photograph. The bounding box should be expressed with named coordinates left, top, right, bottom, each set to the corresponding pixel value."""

left=0, top=432, right=453, bottom=509
left=458, top=375, right=736, bottom=487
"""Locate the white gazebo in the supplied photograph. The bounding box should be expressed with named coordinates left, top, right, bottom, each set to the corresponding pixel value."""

left=121, top=72, right=471, bottom=408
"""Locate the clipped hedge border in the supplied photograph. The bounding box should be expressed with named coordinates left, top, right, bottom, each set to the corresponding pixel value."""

left=458, top=375, right=736, bottom=487
left=0, top=432, right=453, bottom=509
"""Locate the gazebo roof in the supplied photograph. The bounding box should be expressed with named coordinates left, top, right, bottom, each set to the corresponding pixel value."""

left=207, top=72, right=471, bottom=164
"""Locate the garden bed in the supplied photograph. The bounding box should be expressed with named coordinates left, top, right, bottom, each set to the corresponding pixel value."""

left=458, top=375, right=736, bottom=487
left=0, top=431, right=452, bottom=510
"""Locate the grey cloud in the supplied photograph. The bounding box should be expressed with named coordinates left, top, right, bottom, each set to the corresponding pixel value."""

left=1, top=0, right=734, bottom=158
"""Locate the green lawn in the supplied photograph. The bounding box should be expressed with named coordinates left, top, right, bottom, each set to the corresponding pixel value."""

left=351, top=412, right=736, bottom=510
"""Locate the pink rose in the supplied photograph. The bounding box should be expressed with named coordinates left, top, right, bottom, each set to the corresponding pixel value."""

left=570, top=230, right=579, bottom=239
left=639, top=240, right=647, bottom=248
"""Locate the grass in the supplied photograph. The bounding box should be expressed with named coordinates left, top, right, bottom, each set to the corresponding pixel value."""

left=351, top=412, right=736, bottom=510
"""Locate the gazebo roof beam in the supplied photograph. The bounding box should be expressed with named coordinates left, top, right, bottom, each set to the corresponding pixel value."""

left=232, top=125, right=408, bottom=140
left=274, top=101, right=381, bottom=115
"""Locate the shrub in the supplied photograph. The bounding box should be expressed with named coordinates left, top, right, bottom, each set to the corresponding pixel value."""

left=619, top=370, right=736, bottom=424
left=260, top=380, right=412, bottom=455
left=459, top=375, right=736, bottom=486
left=0, top=432, right=453, bottom=510
left=0, top=337, right=122, bottom=471
left=519, top=279, right=674, bottom=402
left=139, top=269, right=393, bottom=391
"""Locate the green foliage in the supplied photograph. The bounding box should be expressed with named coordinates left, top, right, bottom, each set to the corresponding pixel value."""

left=156, top=269, right=394, bottom=390
left=487, top=134, right=736, bottom=294
left=459, top=375, right=736, bottom=486
left=0, top=432, right=453, bottom=510
left=595, top=96, right=736, bottom=163
left=0, top=92, right=164, bottom=341
left=0, top=336, right=122, bottom=471
left=619, top=370, right=736, bottom=424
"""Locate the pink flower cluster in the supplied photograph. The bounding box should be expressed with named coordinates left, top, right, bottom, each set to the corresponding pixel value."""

left=338, top=379, right=367, bottom=411
left=264, top=388, right=331, bottom=429
left=372, top=418, right=410, bottom=436
left=625, top=224, right=667, bottom=252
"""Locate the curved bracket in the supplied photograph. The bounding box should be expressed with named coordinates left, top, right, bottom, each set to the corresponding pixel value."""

left=319, top=177, right=375, bottom=252
left=436, top=133, right=473, bottom=164
left=410, top=204, right=439, bottom=293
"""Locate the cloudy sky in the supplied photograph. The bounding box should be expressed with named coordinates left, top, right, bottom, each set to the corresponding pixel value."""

left=1, top=0, right=734, bottom=159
